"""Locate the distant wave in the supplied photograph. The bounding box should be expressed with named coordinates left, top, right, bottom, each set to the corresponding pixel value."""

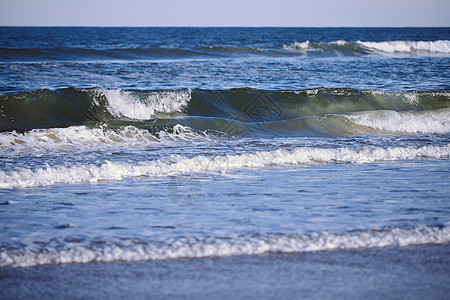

left=357, top=40, right=450, bottom=53
left=0, top=47, right=204, bottom=61
left=1, top=225, right=448, bottom=267
left=283, top=40, right=450, bottom=56
left=1, top=40, right=449, bottom=62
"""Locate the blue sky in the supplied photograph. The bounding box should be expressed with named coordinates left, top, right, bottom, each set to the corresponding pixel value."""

left=1, top=0, right=449, bottom=27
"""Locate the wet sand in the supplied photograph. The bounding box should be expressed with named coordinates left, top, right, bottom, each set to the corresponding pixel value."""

left=1, top=244, right=449, bottom=299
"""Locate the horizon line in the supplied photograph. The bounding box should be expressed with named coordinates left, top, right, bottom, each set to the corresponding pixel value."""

left=1, top=25, right=449, bottom=28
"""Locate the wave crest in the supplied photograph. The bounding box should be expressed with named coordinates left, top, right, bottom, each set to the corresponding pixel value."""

left=101, top=88, right=190, bottom=119
left=283, top=40, right=450, bottom=56
left=357, top=40, right=450, bottom=54
left=1, top=88, right=449, bottom=138
left=345, top=109, right=450, bottom=134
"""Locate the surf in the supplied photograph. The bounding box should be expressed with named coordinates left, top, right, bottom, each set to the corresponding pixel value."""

left=1, top=88, right=449, bottom=139
left=283, top=40, right=450, bottom=56
left=1, top=144, right=448, bottom=188
left=1, top=225, right=448, bottom=267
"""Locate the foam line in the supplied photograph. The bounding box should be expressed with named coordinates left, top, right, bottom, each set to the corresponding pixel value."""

left=0, top=144, right=448, bottom=188
left=1, top=226, right=448, bottom=267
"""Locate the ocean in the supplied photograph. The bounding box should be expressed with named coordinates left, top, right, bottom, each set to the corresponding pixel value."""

left=0, top=27, right=449, bottom=298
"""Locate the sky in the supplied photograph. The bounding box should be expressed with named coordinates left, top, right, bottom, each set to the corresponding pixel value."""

left=0, top=0, right=449, bottom=27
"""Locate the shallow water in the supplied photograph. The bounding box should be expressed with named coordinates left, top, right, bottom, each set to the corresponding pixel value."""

left=2, top=245, right=450, bottom=299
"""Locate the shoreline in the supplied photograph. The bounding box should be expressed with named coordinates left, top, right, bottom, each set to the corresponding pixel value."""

left=1, top=244, right=449, bottom=299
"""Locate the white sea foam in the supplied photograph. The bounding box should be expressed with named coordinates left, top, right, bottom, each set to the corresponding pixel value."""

left=99, top=88, right=190, bottom=119
left=0, top=124, right=208, bottom=154
left=331, top=40, right=347, bottom=46
left=1, top=226, right=448, bottom=267
left=0, top=144, right=448, bottom=188
left=357, top=40, right=450, bottom=54
left=282, top=41, right=311, bottom=51
left=283, top=40, right=450, bottom=55
left=345, top=109, right=450, bottom=134
left=283, top=40, right=349, bottom=52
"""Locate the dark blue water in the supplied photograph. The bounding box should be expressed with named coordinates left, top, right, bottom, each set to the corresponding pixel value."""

left=1, top=27, right=449, bottom=92
left=0, top=27, right=449, bottom=267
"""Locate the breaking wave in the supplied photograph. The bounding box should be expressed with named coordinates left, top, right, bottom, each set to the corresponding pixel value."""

left=0, top=88, right=191, bottom=131
left=2, top=107, right=448, bottom=155
left=283, top=40, right=450, bottom=56
left=0, top=124, right=210, bottom=155
left=357, top=40, right=450, bottom=54
left=1, top=88, right=448, bottom=136
left=2, top=40, right=449, bottom=62
left=0, top=144, right=448, bottom=188
left=344, top=109, right=450, bottom=134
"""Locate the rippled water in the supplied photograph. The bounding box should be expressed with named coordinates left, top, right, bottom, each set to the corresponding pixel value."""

left=0, top=27, right=449, bottom=267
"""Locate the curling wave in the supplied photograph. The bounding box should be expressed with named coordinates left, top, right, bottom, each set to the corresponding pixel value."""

left=2, top=107, right=449, bottom=155
left=1, top=88, right=448, bottom=135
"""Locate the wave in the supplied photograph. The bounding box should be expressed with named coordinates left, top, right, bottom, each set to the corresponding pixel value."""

left=1, top=225, right=448, bottom=267
left=0, top=124, right=210, bottom=155
left=357, top=40, right=450, bottom=54
left=204, top=45, right=270, bottom=54
left=2, top=40, right=449, bottom=62
left=100, top=88, right=190, bottom=119
left=283, top=40, right=450, bottom=56
left=1, top=88, right=449, bottom=135
left=159, top=109, right=450, bottom=137
left=344, top=109, right=450, bottom=134
left=283, top=40, right=369, bottom=55
left=0, top=88, right=191, bottom=132
left=1, top=108, right=448, bottom=155
left=0, top=47, right=204, bottom=62
left=0, top=144, right=448, bottom=188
